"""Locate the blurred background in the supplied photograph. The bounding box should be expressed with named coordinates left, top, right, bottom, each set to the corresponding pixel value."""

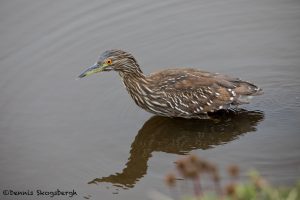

left=0, top=0, right=299, bottom=199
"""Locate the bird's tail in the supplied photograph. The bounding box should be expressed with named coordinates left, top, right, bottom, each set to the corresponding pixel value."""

left=233, top=81, right=263, bottom=104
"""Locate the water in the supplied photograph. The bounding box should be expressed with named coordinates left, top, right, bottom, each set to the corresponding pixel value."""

left=0, top=0, right=299, bottom=199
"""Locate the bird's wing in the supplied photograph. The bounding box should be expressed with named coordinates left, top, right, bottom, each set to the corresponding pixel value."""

left=148, top=68, right=261, bottom=113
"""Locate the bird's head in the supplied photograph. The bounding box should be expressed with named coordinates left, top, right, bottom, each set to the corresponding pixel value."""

left=78, top=49, right=141, bottom=78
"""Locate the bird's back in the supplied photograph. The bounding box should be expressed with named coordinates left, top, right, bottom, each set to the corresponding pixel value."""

left=146, top=68, right=262, bottom=118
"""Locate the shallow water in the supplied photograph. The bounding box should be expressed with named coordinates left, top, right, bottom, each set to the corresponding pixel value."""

left=0, top=0, right=300, bottom=199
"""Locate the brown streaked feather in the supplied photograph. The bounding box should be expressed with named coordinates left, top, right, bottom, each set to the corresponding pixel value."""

left=146, top=68, right=262, bottom=117
left=89, top=50, right=263, bottom=119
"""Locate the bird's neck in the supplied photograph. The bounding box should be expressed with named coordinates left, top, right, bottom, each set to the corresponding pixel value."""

left=119, top=69, right=149, bottom=92
left=119, top=69, right=153, bottom=108
left=119, top=68, right=145, bottom=80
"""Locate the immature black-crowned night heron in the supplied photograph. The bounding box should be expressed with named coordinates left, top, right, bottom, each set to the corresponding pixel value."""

left=78, top=50, right=263, bottom=119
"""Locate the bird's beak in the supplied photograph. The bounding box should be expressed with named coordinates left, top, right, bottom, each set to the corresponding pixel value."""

left=78, top=63, right=104, bottom=78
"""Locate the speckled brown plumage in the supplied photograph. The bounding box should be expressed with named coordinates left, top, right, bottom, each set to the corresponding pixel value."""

left=79, top=49, right=263, bottom=119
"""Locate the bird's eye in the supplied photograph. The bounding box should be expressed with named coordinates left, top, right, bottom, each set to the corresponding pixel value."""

left=105, top=58, right=112, bottom=65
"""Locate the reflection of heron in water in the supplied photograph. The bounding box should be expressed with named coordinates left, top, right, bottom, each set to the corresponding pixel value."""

left=89, top=109, right=264, bottom=189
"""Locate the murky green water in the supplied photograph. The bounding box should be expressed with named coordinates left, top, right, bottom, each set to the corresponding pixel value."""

left=0, top=0, right=299, bottom=199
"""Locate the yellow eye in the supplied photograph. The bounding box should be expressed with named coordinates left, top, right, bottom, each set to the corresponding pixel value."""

left=105, top=58, right=112, bottom=65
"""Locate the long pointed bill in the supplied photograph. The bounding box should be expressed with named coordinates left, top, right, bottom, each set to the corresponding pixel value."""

left=78, top=63, right=104, bottom=78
